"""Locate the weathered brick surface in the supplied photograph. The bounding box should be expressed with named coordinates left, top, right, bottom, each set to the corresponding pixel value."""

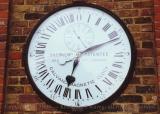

left=0, top=0, right=8, bottom=113
left=154, top=0, right=160, bottom=106
left=0, top=0, right=158, bottom=114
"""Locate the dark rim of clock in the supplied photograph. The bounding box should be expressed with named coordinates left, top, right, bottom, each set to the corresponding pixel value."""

left=24, top=2, right=136, bottom=110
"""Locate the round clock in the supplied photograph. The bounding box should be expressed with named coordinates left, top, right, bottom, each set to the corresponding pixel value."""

left=25, top=3, right=136, bottom=108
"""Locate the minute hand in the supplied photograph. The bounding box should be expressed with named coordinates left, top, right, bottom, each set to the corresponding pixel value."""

left=80, top=38, right=119, bottom=54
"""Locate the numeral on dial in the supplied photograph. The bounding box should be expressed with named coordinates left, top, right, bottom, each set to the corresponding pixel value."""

left=46, top=78, right=54, bottom=89
left=36, top=43, right=47, bottom=48
left=108, top=31, right=118, bottom=39
left=75, top=89, right=81, bottom=99
left=103, top=77, right=112, bottom=85
left=95, top=17, right=102, bottom=25
left=85, top=88, right=92, bottom=98
left=38, top=69, right=49, bottom=80
left=47, top=23, right=57, bottom=33
left=63, top=87, right=71, bottom=98
left=108, top=71, right=118, bottom=79
left=95, top=85, right=102, bottom=93
left=102, top=23, right=111, bottom=32
left=54, top=85, right=62, bottom=95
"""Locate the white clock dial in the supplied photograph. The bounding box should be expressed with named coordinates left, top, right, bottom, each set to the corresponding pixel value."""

left=64, top=23, right=94, bottom=52
left=26, top=4, right=135, bottom=108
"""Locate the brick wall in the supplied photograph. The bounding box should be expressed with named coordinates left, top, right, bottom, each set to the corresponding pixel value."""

left=154, top=0, right=160, bottom=104
left=1, top=0, right=159, bottom=114
left=0, top=0, right=9, bottom=113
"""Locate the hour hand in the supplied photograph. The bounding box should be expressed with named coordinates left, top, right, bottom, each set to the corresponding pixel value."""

left=58, top=58, right=74, bottom=65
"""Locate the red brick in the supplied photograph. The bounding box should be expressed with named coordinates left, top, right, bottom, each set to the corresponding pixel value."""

left=157, top=49, right=160, bottom=56
left=155, top=15, right=160, bottom=22
left=0, top=0, right=8, bottom=3
left=0, top=4, right=8, bottom=10
left=0, top=35, right=7, bottom=41
left=0, top=42, right=6, bottom=50
left=0, top=27, right=7, bottom=34
left=154, top=6, right=160, bottom=13
left=0, top=59, right=5, bottom=67
left=0, top=76, right=4, bottom=84
left=156, top=39, right=160, bottom=48
left=155, top=30, right=160, bottom=39
left=0, top=19, right=8, bottom=26
left=0, top=94, right=3, bottom=102
left=133, top=1, right=153, bottom=8
left=157, top=57, right=160, bottom=65
left=7, top=77, right=19, bottom=85
left=141, top=8, right=154, bottom=16
left=7, top=86, right=24, bottom=94
left=10, top=27, right=23, bottom=35
left=0, top=11, right=8, bottom=18
left=137, top=49, right=153, bottom=57
left=155, top=24, right=160, bottom=30
left=154, top=0, right=160, bottom=5
left=8, top=51, right=22, bottom=60
left=0, top=50, right=5, bottom=58
left=118, top=10, right=139, bottom=17
left=12, top=0, right=24, bottom=5
left=19, top=95, right=42, bottom=103
left=12, top=21, right=28, bottom=27
left=0, top=68, right=4, bottom=76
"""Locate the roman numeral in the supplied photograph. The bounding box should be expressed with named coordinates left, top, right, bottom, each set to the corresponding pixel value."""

left=114, top=52, right=124, bottom=57
left=95, top=85, right=102, bottom=92
left=36, top=43, right=47, bottom=48
left=65, top=14, right=74, bottom=23
left=46, top=78, right=54, bottom=89
left=36, top=60, right=46, bottom=70
left=108, top=31, right=118, bottom=39
left=108, top=71, right=118, bottom=79
left=112, top=62, right=123, bottom=68
left=103, top=23, right=111, bottom=32
left=54, top=85, right=62, bottom=95
left=85, top=88, right=92, bottom=98
left=95, top=18, right=102, bottom=25
left=35, top=50, right=45, bottom=54
left=87, top=14, right=91, bottom=23
left=56, top=17, right=65, bottom=27
left=75, top=89, right=81, bottom=99
left=76, top=13, right=82, bottom=21
left=47, top=23, right=57, bottom=33
left=63, top=87, right=71, bottom=98
left=40, top=33, right=51, bottom=40
left=103, top=77, right=112, bottom=85
left=38, top=69, right=49, bottom=80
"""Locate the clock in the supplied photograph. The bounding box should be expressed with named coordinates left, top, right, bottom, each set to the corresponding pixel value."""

left=24, top=3, right=136, bottom=108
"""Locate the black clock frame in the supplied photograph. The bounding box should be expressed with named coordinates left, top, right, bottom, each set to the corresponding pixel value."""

left=24, top=2, right=136, bottom=112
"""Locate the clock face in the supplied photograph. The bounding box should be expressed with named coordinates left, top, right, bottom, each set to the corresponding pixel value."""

left=25, top=3, right=135, bottom=108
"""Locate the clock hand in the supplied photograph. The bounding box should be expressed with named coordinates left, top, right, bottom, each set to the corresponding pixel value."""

left=66, top=57, right=79, bottom=86
left=59, top=38, right=119, bottom=65
left=80, top=38, right=119, bottom=54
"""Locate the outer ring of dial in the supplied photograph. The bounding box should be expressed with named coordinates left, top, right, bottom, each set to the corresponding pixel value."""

left=24, top=2, right=136, bottom=109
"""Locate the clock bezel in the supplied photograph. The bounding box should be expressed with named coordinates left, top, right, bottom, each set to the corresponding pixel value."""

left=24, top=2, right=136, bottom=110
